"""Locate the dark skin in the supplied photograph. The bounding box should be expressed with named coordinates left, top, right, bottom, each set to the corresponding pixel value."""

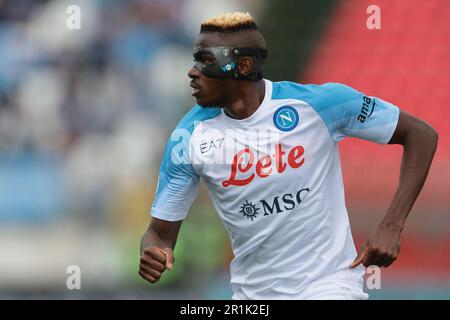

left=139, top=218, right=180, bottom=283
left=139, top=31, right=439, bottom=283
left=350, top=110, right=438, bottom=268
left=188, top=30, right=267, bottom=119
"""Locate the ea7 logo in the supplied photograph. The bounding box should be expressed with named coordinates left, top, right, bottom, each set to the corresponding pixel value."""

left=200, top=138, right=224, bottom=154
left=358, top=96, right=375, bottom=123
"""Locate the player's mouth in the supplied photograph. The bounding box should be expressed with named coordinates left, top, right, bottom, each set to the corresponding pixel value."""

left=190, top=82, right=201, bottom=97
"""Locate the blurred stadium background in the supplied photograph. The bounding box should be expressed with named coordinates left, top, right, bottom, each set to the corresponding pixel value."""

left=0, top=0, right=448, bottom=299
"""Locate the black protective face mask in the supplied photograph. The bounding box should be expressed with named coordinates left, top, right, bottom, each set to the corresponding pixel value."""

left=193, top=47, right=268, bottom=81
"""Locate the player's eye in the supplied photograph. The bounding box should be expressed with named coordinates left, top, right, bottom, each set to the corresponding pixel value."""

left=194, top=54, right=214, bottom=66
left=202, top=57, right=213, bottom=65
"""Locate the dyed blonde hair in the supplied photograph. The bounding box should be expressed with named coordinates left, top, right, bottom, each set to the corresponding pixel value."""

left=200, top=12, right=258, bottom=33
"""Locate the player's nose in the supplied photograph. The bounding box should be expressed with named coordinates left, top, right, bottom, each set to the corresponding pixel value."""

left=188, top=66, right=201, bottom=79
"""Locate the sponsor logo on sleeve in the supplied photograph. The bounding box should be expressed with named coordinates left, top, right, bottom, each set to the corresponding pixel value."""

left=358, top=96, right=375, bottom=123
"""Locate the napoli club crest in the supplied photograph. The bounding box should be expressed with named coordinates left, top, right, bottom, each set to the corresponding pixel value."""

left=273, top=106, right=299, bottom=132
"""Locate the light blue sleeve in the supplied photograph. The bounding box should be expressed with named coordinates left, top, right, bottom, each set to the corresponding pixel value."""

left=150, top=106, right=221, bottom=221
left=272, top=81, right=400, bottom=143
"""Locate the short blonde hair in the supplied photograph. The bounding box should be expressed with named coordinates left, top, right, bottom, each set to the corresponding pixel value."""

left=200, top=12, right=258, bottom=33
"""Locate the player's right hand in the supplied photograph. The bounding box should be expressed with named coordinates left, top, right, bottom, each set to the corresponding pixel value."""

left=139, top=247, right=174, bottom=283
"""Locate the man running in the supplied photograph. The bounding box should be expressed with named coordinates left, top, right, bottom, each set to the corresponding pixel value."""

left=139, top=12, right=438, bottom=299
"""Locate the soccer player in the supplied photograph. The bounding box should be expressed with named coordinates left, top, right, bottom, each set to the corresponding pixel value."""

left=139, top=12, right=438, bottom=299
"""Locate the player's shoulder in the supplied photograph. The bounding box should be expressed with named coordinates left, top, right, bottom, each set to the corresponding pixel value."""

left=175, top=104, right=221, bottom=133
left=271, top=80, right=361, bottom=110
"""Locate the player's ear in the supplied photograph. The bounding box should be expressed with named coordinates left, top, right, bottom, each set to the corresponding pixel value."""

left=238, top=56, right=254, bottom=77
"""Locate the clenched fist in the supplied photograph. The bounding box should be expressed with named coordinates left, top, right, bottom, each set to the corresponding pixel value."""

left=350, top=222, right=402, bottom=269
left=139, top=247, right=174, bottom=283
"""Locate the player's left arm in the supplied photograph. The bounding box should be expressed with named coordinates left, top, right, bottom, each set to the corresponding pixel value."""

left=350, top=110, right=438, bottom=268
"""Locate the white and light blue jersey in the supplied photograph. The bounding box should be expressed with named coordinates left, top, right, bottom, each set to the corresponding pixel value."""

left=151, top=79, right=399, bottom=299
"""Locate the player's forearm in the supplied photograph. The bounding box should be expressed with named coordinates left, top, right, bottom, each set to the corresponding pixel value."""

left=139, top=220, right=179, bottom=281
left=382, top=122, right=438, bottom=229
left=140, top=218, right=182, bottom=254
left=140, top=227, right=174, bottom=257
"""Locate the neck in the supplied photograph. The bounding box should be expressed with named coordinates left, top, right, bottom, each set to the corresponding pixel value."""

left=223, top=80, right=266, bottom=119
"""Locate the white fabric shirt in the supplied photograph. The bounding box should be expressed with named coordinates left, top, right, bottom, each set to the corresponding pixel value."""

left=151, top=79, right=400, bottom=299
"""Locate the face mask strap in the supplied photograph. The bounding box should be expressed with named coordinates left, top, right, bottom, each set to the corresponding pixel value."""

left=193, top=47, right=268, bottom=81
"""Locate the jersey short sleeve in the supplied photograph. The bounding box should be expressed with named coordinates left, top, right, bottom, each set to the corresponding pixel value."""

left=150, top=106, right=221, bottom=221
left=272, top=81, right=400, bottom=144
left=309, top=83, right=400, bottom=143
